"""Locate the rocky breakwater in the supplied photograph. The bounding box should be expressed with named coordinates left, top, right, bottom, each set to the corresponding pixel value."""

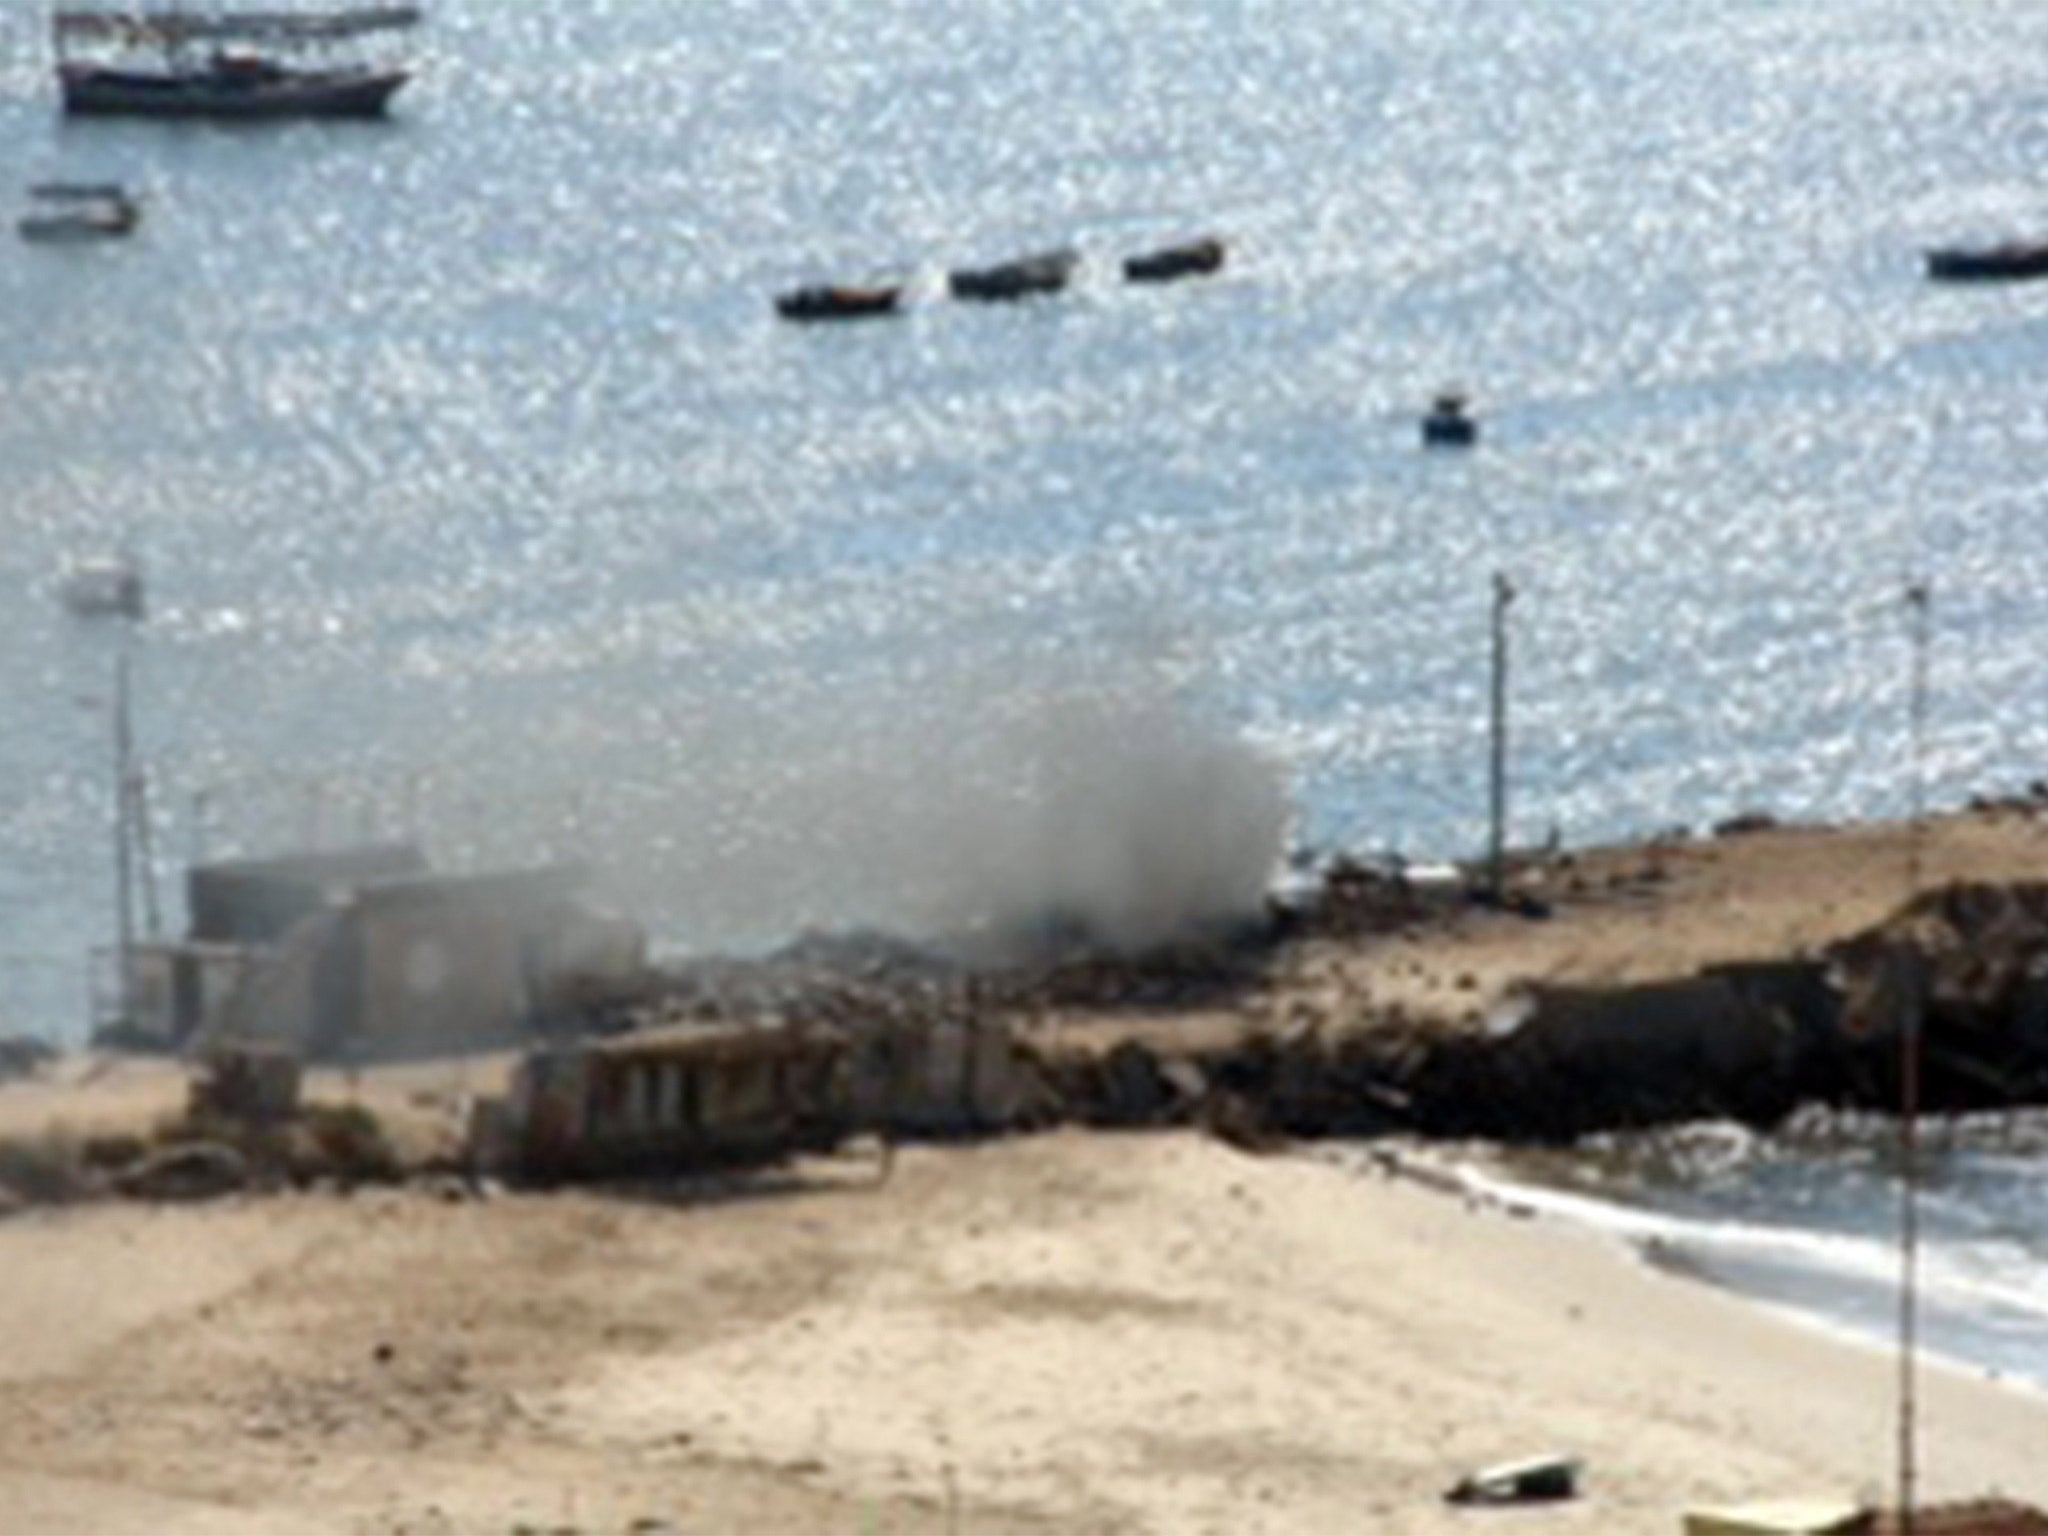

left=1040, top=879, right=2048, bottom=1144
left=544, top=867, right=2048, bottom=1160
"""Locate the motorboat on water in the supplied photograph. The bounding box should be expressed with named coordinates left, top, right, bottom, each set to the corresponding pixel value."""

left=52, top=6, right=418, bottom=119
left=18, top=181, right=140, bottom=242
left=1421, top=390, right=1478, bottom=448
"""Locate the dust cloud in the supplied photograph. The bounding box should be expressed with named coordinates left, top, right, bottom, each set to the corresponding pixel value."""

left=567, top=660, right=1292, bottom=960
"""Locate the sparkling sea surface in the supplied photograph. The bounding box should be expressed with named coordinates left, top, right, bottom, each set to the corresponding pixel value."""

left=7, top=0, right=2048, bottom=1036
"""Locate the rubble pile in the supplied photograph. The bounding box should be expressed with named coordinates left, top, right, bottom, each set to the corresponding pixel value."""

left=1275, top=853, right=1458, bottom=938
left=0, top=1035, right=56, bottom=1083
left=589, top=918, right=1279, bottom=1044
left=529, top=874, right=2048, bottom=1154
left=464, top=872, right=2048, bottom=1171
left=1823, top=880, right=2048, bottom=1110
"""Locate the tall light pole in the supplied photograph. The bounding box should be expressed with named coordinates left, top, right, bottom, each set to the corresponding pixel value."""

left=111, top=650, right=136, bottom=1029
left=1488, top=571, right=1516, bottom=903
left=1895, top=576, right=1932, bottom=1536
left=1905, top=578, right=1932, bottom=896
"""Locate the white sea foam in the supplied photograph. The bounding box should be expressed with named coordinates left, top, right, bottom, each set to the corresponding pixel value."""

left=1359, top=1143, right=2048, bottom=1394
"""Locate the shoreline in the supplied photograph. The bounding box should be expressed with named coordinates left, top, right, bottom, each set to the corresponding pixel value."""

left=8, top=1128, right=2046, bottom=1535
left=1354, top=1135, right=2048, bottom=1407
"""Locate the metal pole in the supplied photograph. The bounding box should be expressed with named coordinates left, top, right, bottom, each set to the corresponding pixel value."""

left=1488, top=571, right=1516, bottom=903
left=1897, top=961, right=1921, bottom=1536
left=1896, top=577, right=1931, bottom=1536
left=132, top=765, right=161, bottom=938
left=1906, top=579, right=1931, bottom=896
left=112, top=651, right=135, bottom=1028
left=302, top=775, right=324, bottom=849
left=189, top=788, right=211, bottom=869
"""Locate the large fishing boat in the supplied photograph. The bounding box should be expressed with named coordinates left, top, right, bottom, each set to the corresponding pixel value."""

left=52, top=6, right=419, bottom=119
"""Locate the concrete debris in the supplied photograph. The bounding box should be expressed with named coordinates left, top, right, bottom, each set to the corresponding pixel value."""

left=116, top=1140, right=250, bottom=1201
left=0, top=1035, right=57, bottom=1082
left=189, top=1042, right=302, bottom=1124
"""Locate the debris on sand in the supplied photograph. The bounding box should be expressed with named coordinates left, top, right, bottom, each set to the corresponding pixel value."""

left=1444, top=1453, right=1581, bottom=1505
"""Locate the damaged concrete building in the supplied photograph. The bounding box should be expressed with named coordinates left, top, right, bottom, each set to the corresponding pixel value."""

left=475, top=1015, right=1041, bottom=1178
left=109, top=844, right=645, bottom=1060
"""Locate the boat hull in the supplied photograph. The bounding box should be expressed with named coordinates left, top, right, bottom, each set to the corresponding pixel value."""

left=18, top=213, right=135, bottom=241
left=1123, top=237, right=1225, bottom=284
left=1925, top=245, right=2048, bottom=282
left=775, top=285, right=903, bottom=321
left=59, top=64, right=407, bottom=119
left=948, top=249, right=1078, bottom=301
left=1422, top=414, right=1477, bottom=447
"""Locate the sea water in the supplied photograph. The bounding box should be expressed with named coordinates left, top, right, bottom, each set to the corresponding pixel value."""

left=10, top=0, right=2048, bottom=1015
left=1460, top=1112, right=2048, bottom=1394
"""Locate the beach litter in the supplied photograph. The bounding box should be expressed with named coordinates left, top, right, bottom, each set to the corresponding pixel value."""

left=1682, top=1500, right=1873, bottom=1534
left=1444, top=1452, right=1582, bottom=1505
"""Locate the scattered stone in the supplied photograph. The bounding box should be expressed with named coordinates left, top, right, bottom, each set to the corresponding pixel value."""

left=116, top=1140, right=249, bottom=1202
left=1712, top=810, right=1780, bottom=838
left=0, top=1035, right=56, bottom=1083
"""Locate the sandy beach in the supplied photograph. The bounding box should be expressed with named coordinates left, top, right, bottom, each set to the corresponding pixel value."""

left=0, top=1126, right=2043, bottom=1536
left=4, top=808, right=2048, bottom=1534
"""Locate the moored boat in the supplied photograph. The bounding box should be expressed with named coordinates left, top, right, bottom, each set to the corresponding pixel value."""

left=58, top=555, right=146, bottom=621
left=774, top=283, right=904, bottom=322
left=948, top=247, right=1078, bottom=302
left=1421, top=390, right=1478, bottom=448
left=53, top=7, right=417, bottom=119
left=1924, top=241, right=2048, bottom=283
left=18, top=181, right=140, bottom=241
left=1122, top=235, right=1225, bottom=284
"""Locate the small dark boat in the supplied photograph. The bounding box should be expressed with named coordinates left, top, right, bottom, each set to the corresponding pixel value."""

left=1925, top=241, right=2048, bottom=283
left=59, top=555, right=145, bottom=620
left=947, top=247, right=1078, bottom=302
left=1421, top=391, right=1478, bottom=448
left=774, top=284, right=904, bottom=322
left=1122, top=235, right=1225, bottom=284
left=18, top=181, right=140, bottom=241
